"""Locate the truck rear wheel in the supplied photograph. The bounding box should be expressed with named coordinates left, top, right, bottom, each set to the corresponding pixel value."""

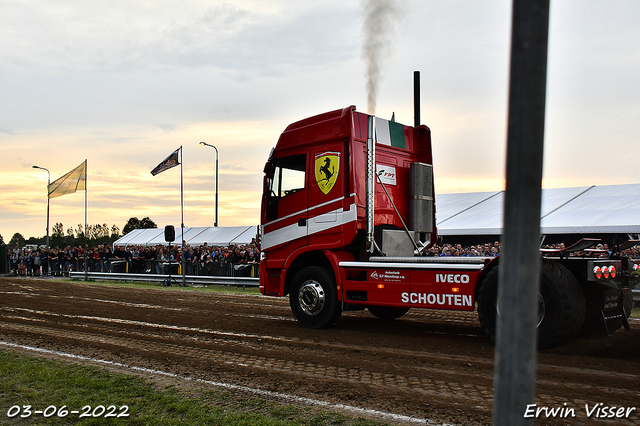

left=367, top=306, right=410, bottom=320
left=289, top=266, right=342, bottom=328
left=477, top=259, right=586, bottom=349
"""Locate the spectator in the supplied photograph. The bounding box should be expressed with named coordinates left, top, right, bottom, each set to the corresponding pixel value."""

left=203, top=254, right=214, bottom=275
left=184, top=248, right=194, bottom=275
left=33, top=249, right=42, bottom=276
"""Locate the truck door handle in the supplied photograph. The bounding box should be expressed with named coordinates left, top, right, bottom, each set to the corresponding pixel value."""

left=298, top=218, right=307, bottom=227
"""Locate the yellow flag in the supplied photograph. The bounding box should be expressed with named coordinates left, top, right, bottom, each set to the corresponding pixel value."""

left=48, top=160, right=87, bottom=198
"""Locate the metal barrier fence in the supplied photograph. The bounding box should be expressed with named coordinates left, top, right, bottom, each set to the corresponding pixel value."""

left=68, top=271, right=259, bottom=288
left=59, top=258, right=259, bottom=278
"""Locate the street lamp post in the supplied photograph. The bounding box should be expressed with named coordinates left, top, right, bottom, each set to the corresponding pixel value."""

left=199, top=141, right=219, bottom=227
left=32, top=165, right=51, bottom=248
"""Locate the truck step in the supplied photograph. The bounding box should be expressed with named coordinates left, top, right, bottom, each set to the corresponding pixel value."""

left=369, top=256, right=486, bottom=264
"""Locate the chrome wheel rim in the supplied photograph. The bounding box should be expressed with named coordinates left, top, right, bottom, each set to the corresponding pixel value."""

left=298, top=280, right=325, bottom=316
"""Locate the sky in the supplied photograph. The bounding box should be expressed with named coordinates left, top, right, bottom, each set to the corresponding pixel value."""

left=1, top=0, right=639, bottom=242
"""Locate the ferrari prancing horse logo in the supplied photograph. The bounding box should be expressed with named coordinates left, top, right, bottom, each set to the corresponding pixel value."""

left=315, top=152, right=340, bottom=195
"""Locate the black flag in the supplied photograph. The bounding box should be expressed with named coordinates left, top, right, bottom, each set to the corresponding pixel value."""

left=151, top=148, right=180, bottom=176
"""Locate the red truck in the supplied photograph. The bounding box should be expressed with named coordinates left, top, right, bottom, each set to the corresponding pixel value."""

left=259, top=105, right=638, bottom=348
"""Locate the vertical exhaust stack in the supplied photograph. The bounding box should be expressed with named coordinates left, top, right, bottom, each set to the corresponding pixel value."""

left=410, top=70, right=434, bottom=248
left=366, top=115, right=378, bottom=254
left=409, top=162, right=434, bottom=236
left=414, top=70, right=420, bottom=127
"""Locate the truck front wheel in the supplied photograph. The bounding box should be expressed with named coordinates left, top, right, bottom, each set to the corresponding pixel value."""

left=289, top=266, right=342, bottom=328
left=477, top=259, right=586, bottom=349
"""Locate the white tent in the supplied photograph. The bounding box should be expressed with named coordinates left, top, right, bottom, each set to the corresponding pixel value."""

left=540, top=185, right=640, bottom=235
left=186, top=226, right=257, bottom=247
left=114, top=184, right=640, bottom=246
left=436, top=183, right=640, bottom=237
left=113, top=227, right=163, bottom=246
left=113, top=226, right=258, bottom=247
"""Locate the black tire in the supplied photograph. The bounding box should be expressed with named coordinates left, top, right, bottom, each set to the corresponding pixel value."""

left=367, top=306, right=410, bottom=320
left=289, top=266, right=342, bottom=328
left=477, top=268, right=499, bottom=342
left=477, top=259, right=586, bottom=349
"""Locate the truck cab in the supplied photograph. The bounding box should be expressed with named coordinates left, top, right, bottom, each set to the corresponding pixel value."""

left=260, top=106, right=436, bottom=295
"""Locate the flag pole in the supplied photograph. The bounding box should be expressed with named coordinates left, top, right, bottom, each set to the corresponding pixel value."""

left=84, top=159, right=88, bottom=281
left=149, top=148, right=183, bottom=284
left=180, top=146, right=186, bottom=287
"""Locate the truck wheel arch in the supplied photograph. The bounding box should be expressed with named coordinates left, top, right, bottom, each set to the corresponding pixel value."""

left=283, top=249, right=354, bottom=298
left=284, top=251, right=333, bottom=297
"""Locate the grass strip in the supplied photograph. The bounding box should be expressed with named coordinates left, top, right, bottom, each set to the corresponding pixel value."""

left=63, top=277, right=262, bottom=295
left=0, top=350, right=388, bottom=425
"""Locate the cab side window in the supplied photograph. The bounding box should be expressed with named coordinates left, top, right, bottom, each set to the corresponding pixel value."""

left=280, top=154, right=306, bottom=197
left=266, top=154, right=306, bottom=220
left=269, top=154, right=306, bottom=198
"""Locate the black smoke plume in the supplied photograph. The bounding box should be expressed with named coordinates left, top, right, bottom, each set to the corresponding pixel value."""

left=362, top=0, right=404, bottom=115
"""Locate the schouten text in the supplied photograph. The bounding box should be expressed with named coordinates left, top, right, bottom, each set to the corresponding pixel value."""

left=401, top=292, right=472, bottom=307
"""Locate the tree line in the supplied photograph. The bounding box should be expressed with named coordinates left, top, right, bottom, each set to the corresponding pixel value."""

left=1, top=216, right=157, bottom=249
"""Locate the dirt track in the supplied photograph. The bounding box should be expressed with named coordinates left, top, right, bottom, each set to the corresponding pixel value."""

left=0, top=277, right=639, bottom=425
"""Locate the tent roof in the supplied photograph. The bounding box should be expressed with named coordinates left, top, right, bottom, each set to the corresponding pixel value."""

left=114, top=226, right=258, bottom=247
left=436, top=183, right=640, bottom=236
left=115, top=184, right=640, bottom=246
left=187, top=226, right=257, bottom=247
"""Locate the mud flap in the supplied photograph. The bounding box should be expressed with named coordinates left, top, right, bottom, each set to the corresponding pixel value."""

left=601, top=290, right=632, bottom=335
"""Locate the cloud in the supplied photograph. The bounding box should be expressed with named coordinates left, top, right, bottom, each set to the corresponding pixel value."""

left=0, top=1, right=363, bottom=134
left=1, top=1, right=359, bottom=75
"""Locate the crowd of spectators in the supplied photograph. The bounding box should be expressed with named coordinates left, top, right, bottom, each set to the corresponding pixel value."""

left=6, top=239, right=640, bottom=278
left=425, top=241, right=501, bottom=257
left=620, top=245, right=640, bottom=259
left=6, top=240, right=261, bottom=278
left=540, top=242, right=640, bottom=258
left=427, top=241, right=640, bottom=259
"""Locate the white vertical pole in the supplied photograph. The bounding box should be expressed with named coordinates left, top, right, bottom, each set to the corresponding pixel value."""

left=84, top=160, right=88, bottom=281
left=180, top=147, right=186, bottom=287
